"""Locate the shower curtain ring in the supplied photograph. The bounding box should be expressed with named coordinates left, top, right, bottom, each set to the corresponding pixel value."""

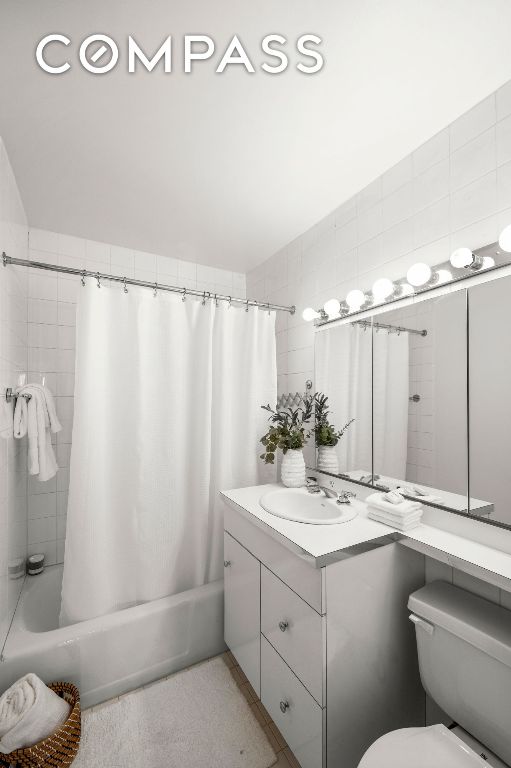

left=123, top=277, right=128, bottom=294
left=214, top=293, right=219, bottom=306
left=153, top=282, right=158, bottom=297
left=202, top=291, right=206, bottom=306
left=245, top=299, right=249, bottom=312
left=228, top=296, right=232, bottom=308
left=96, top=272, right=101, bottom=288
left=267, top=302, right=271, bottom=315
left=182, top=288, right=187, bottom=302
left=81, top=269, right=86, bottom=287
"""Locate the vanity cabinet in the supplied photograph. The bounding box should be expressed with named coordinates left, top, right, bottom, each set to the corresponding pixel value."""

left=224, top=532, right=261, bottom=696
left=223, top=501, right=425, bottom=768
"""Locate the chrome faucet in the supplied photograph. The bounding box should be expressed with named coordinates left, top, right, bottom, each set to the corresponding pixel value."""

left=306, top=477, right=356, bottom=504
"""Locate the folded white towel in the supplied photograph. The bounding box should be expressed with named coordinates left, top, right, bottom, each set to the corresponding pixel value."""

left=13, top=385, right=62, bottom=482
left=0, top=673, right=70, bottom=754
left=368, top=507, right=423, bottom=523
left=368, top=509, right=423, bottom=531
left=365, top=492, right=422, bottom=517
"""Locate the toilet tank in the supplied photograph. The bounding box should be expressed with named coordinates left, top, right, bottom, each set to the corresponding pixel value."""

left=408, top=581, right=511, bottom=766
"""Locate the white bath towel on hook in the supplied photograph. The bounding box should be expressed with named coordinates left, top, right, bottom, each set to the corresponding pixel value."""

left=14, top=384, right=62, bottom=481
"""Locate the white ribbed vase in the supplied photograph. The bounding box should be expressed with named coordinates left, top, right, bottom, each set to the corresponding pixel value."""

left=317, top=445, right=339, bottom=475
left=281, top=449, right=306, bottom=488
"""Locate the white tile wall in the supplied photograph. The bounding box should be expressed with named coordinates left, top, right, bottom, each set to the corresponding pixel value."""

left=0, top=138, right=28, bottom=650
left=26, top=228, right=246, bottom=563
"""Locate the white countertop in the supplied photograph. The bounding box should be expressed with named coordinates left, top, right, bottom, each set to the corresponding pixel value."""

left=221, top=483, right=511, bottom=589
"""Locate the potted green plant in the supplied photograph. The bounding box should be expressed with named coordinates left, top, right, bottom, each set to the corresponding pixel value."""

left=259, top=394, right=313, bottom=487
left=313, top=393, right=354, bottom=475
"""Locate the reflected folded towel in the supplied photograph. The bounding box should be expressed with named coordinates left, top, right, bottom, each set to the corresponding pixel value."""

left=0, top=673, right=70, bottom=754
left=365, top=492, right=422, bottom=517
left=396, top=486, right=441, bottom=503
left=368, top=509, right=422, bottom=531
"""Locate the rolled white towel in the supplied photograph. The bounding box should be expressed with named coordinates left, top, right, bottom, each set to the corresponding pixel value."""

left=0, top=673, right=71, bottom=754
left=365, top=492, right=422, bottom=517
left=368, top=509, right=422, bottom=531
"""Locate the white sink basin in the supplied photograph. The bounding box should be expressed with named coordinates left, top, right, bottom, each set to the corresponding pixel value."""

left=259, top=488, right=357, bottom=525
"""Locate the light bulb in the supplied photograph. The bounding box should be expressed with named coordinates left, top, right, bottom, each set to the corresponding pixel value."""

left=499, top=224, right=511, bottom=253
left=406, top=263, right=432, bottom=287
left=436, top=269, right=452, bottom=284
left=323, top=298, right=341, bottom=317
left=346, top=289, right=365, bottom=311
left=372, top=278, right=394, bottom=302
left=450, top=247, right=474, bottom=269
left=302, top=307, right=320, bottom=322
left=481, top=256, right=495, bottom=269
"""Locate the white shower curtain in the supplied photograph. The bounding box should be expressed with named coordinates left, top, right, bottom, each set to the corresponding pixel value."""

left=60, top=283, right=276, bottom=625
left=372, top=330, right=409, bottom=480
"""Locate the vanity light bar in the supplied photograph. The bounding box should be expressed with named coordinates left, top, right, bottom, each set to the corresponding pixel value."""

left=303, top=231, right=511, bottom=326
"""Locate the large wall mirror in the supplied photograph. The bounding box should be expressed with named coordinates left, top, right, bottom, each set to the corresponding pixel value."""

left=315, top=275, right=510, bottom=528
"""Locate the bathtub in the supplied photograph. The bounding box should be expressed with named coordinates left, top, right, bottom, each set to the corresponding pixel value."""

left=0, top=565, right=226, bottom=708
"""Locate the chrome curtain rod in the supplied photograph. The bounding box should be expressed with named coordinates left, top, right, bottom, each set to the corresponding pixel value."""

left=354, top=319, right=427, bottom=337
left=2, top=253, right=296, bottom=315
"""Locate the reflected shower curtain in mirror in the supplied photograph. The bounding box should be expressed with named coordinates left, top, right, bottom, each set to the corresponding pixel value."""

left=372, top=330, right=409, bottom=480
left=315, top=324, right=373, bottom=474
left=60, top=283, right=276, bottom=626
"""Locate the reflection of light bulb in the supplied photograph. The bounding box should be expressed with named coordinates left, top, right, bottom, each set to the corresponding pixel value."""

left=323, top=298, right=341, bottom=317
left=499, top=225, right=511, bottom=253
left=436, top=269, right=452, bottom=284
left=482, top=256, right=495, bottom=269
left=302, top=307, right=320, bottom=322
left=346, top=289, right=365, bottom=310
left=450, top=247, right=474, bottom=268
left=400, top=283, right=414, bottom=296
left=407, top=263, right=432, bottom=287
left=372, top=278, right=394, bottom=302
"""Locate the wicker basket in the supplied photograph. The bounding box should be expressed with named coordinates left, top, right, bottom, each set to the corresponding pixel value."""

left=0, top=683, right=81, bottom=768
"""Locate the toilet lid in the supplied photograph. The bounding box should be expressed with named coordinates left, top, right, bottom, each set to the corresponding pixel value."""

left=358, top=725, right=492, bottom=768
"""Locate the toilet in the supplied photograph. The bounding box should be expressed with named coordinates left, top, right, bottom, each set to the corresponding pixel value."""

left=358, top=580, right=511, bottom=768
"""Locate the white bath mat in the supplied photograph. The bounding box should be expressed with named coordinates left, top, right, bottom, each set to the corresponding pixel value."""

left=72, top=656, right=276, bottom=768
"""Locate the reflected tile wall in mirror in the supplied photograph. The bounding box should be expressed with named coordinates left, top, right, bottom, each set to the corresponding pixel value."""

left=469, top=275, right=511, bottom=527
left=372, top=292, right=470, bottom=514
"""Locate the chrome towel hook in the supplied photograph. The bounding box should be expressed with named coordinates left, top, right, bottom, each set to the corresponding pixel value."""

left=5, top=388, right=32, bottom=404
